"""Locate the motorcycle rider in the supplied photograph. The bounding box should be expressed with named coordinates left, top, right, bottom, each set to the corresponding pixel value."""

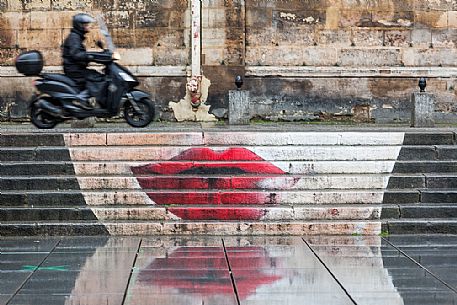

left=62, top=13, right=109, bottom=109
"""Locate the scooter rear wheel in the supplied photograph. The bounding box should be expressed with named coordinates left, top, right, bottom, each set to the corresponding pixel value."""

left=124, top=98, right=154, bottom=128
left=30, top=102, right=59, bottom=129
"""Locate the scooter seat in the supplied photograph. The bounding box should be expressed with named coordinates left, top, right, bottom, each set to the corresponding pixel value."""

left=42, top=74, right=78, bottom=90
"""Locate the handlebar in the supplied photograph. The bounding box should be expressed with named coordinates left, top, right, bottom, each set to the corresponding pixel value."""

left=86, top=51, right=115, bottom=64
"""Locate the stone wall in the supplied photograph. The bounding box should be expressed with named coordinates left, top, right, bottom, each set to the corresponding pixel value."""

left=1, top=0, right=457, bottom=123
left=242, top=0, right=457, bottom=123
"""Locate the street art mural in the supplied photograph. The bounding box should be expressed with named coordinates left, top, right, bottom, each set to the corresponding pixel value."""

left=3, top=131, right=455, bottom=236
left=131, top=147, right=290, bottom=220
left=59, top=131, right=407, bottom=235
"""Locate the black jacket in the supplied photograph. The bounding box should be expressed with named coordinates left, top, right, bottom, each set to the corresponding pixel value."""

left=62, top=28, right=89, bottom=87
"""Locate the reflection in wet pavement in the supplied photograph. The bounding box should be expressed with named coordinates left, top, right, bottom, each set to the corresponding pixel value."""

left=1, top=235, right=457, bottom=305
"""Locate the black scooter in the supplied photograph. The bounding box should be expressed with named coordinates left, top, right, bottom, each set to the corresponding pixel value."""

left=15, top=38, right=154, bottom=129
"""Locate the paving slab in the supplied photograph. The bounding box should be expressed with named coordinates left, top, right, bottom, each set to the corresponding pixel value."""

left=0, top=235, right=457, bottom=305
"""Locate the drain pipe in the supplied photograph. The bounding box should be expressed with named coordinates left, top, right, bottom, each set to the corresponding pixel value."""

left=189, top=0, right=202, bottom=109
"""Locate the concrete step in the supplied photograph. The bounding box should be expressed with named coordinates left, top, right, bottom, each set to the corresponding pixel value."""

left=392, top=161, right=457, bottom=173
left=383, top=219, right=457, bottom=234
left=0, top=205, right=380, bottom=221
left=1, top=174, right=393, bottom=190
left=0, top=162, right=78, bottom=176
left=0, top=207, right=99, bottom=221
left=0, top=133, right=67, bottom=147
left=384, top=189, right=457, bottom=204
left=1, top=177, right=81, bottom=191
left=61, top=131, right=406, bottom=146
left=0, top=192, right=87, bottom=206
left=388, top=174, right=457, bottom=189
left=382, top=204, right=457, bottom=219
left=398, top=145, right=457, bottom=161
left=421, top=190, right=457, bottom=203
left=0, top=220, right=381, bottom=236
left=0, top=147, right=72, bottom=162
left=0, top=221, right=109, bottom=236
left=0, top=161, right=399, bottom=175
left=402, top=132, right=455, bottom=145
left=1, top=189, right=387, bottom=205
left=0, top=146, right=402, bottom=162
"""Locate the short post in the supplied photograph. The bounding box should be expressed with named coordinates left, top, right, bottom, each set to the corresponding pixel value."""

left=229, top=90, right=250, bottom=125
left=71, top=117, right=96, bottom=128
left=411, top=77, right=435, bottom=127
left=229, top=75, right=250, bottom=125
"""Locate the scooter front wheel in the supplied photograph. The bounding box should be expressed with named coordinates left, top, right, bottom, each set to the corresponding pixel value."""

left=30, top=101, right=59, bottom=129
left=124, top=98, right=154, bottom=128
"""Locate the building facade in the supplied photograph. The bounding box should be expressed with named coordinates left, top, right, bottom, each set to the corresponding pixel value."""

left=1, top=0, right=457, bottom=123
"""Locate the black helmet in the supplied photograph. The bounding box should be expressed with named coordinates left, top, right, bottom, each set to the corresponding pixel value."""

left=72, top=13, right=95, bottom=33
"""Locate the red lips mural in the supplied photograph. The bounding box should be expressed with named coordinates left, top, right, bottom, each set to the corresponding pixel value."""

left=137, top=246, right=282, bottom=299
left=131, top=148, right=290, bottom=220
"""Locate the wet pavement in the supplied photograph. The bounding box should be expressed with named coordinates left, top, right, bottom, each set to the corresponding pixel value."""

left=1, top=235, right=457, bottom=305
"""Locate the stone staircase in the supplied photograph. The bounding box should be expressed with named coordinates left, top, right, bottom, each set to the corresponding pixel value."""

left=382, top=132, right=457, bottom=234
left=1, top=130, right=457, bottom=236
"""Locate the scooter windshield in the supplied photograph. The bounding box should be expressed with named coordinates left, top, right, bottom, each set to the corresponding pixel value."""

left=96, top=14, right=116, bottom=53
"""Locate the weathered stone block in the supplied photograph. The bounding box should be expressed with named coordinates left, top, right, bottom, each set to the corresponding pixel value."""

left=411, top=28, right=432, bottom=48
left=202, top=28, right=226, bottom=48
left=448, top=11, right=457, bottom=28
left=246, top=27, right=276, bottom=46
left=203, top=8, right=225, bottom=28
left=202, top=47, right=224, bottom=65
left=368, top=78, right=415, bottom=98
left=155, top=28, right=185, bottom=47
left=351, top=29, right=384, bottom=46
left=246, top=46, right=304, bottom=66
left=303, top=47, right=337, bottom=66
left=118, top=48, right=153, bottom=66
left=0, top=47, right=21, bottom=65
left=247, top=0, right=322, bottom=10
left=415, top=11, right=448, bottom=28
left=316, top=29, right=351, bottom=46
left=338, top=10, right=365, bottom=27
left=0, top=28, right=16, bottom=47
left=23, top=0, right=51, bottom=10
left=30, top=11, right=73, bottom=30
left=111, top=28, right=157, bottom=48
left=229, top=89, right=250, bottom=124
left=411, top=92, right=435, bottom=127
left=154, top=47, right=188, bottom=65
left=338, top=48, right=402, bottom=66
left=17, top=29, right=61, bottom=49
left=416, top=0, right=456, bottom=11
left=276, top=26, right=316, bottom=45
left=384, top=30, right=411, bottom=47
left=402, top=48, right=457, bottom=66
left=6, top=0, right=22, bottom=11
left=169, top=10, right=186, bottom=28
left=2, top=12, right=30, bottom=30
left=431, top=29, right=457, bottom=48
left=40, top=49, right=62, bottom=66
left=246, top=7, right=273, bottom=27
left=135, top=10, right=169, bottom=28
left=103, top=11, right=131, bottom=28
left=50, top=0, right=92, bottom=10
